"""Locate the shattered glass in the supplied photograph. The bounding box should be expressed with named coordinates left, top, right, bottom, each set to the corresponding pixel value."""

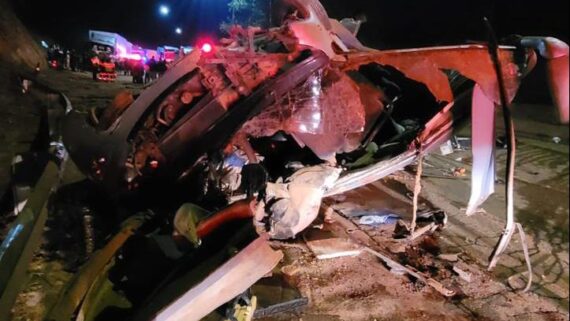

left=242, top=69, right=366, bottom=159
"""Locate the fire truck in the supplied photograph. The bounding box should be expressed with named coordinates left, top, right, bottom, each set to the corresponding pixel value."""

left=90, top=51, right=117, bottom=82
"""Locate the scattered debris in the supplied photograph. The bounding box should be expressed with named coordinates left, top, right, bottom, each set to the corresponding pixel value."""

left=438, top=253, right=460, bottom=262
left=452, top=136, right=472, bottom=150
left=387, top=243, right=407, bottom=254
left=439, top=140, right=454, bottom=156
left=305, top=237, right=363, bottom=260
left=417, top=210, right=448, bottom=228
left=358, top=213, right=400, bottom=226
left=393, top=220, right=412, bottom=239
left=362, top=247, right=456, bottom=297
left=253, top=297, right=309, bottom=319
left=452, top=167, right=466, bottom=177
left=410, top=222, right=438, bottom=241
left=453, top=265, right=473, bottom=283
left=225, top=294, right=257, bottom=321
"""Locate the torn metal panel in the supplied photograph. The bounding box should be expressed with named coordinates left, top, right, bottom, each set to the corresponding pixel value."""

left=0, top=81, right=71, bottom=319
left=325, top=94, right=463, bottom=198
left=0, top=162, right=59, bottom=319
left=339, top=45, right=526, bottom=105
left=466, top=85, right=496, bottom=216
left=153, top=236, right=283, bottom=321
left=285, top=0, right=339, bottom=58
left=325, top=150, right=416, bottom=197
left=48, top=214, right=149, bottom=321
left=329, top=19, right=371, bottom=52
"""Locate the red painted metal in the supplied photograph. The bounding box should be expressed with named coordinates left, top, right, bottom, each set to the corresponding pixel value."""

left=196, top=199, right=254, bottom=238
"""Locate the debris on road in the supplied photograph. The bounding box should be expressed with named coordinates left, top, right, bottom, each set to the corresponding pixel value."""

left=358, top=213, right=400, bottom=226
left=253, top=297, right=309, bottom=319
left=439, top=140, right=454, bottom=156
left=453, top=264, right=473, bottom=283
left=452, top=167, right=467, bottom=177
left=305, top=237, right=363, bottom=260
left=363, top=247, right=456, bottom=297
left=438, top=253, right=460, bottom=262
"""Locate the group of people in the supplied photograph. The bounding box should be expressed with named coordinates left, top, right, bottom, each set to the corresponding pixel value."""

left=47, top=45, right=84, bottom=71
left=118, top=56, right=170, bottom=84
left=48, top=42, right=171, bottom=85
left=144, top=56, right=168, bottom=84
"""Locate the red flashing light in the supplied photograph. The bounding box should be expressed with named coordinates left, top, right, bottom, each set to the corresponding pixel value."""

left=201, top=43, right=213, bottom=53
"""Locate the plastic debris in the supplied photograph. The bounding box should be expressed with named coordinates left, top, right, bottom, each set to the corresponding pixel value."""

left=438, top=253, right=460, bottom=262
left=358, top=214, right=401, bottom=226
left=453, top=167, right=466, bottom=177
left=439, top=140, right=454, bottom=156
left=417, top=210, right=448, bottom=227
left=453, top=265, right=473, bottom=283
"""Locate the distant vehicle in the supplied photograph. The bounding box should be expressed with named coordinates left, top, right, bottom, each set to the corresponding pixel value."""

left=91, top=54, right=117, bottom=82
left=48, top=59, right=61, bottom=70
left=47, top=48, right=64, bottom=70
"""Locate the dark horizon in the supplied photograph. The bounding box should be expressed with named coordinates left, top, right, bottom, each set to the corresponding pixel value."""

left=9, top=0, right=569, bottom=50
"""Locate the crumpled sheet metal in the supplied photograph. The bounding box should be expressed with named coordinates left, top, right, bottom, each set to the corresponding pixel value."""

left=340, top=45, right=525, bottom=106
left=466, top=85, right=496, bottom=216
left=329, top=19, right=372, bottom=52
left=256, top=165, right=342, bottom=239
left=154, top=236, right=283, bottom=321
left=286, top=0, right=341, bottom=59
left=0, top=162, right=60, bottom=320
left=325, top=150, right=417, bottom=197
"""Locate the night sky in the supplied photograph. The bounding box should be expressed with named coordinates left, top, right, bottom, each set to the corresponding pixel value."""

left=10, top=0, right=569, bottom=50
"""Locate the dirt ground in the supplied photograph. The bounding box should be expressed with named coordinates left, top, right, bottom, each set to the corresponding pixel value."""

left=0, top=67, right=568, bottom=321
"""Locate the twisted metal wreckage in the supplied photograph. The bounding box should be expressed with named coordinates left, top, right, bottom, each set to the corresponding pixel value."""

left=1, top=0, right=568, bottom=320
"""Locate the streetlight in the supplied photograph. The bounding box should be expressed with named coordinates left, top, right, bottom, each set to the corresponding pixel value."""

left=159, top=4, right=170, bottom=16
left=175, top=27, right=182, bottom=35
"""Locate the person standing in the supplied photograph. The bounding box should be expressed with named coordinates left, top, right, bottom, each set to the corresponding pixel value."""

left=91, top=54, right=100, bottom=80
left=65, top=51, right=71, bottom=70
left=147, top=56, right=157, bottom=82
